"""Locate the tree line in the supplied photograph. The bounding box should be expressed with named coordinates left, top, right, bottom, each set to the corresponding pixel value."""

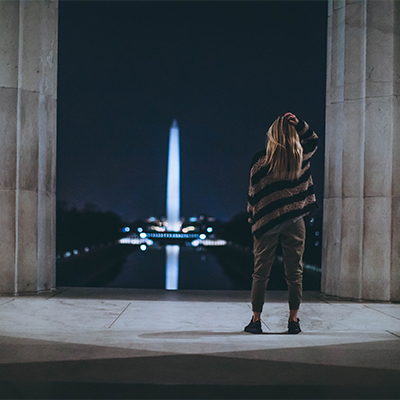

left=56, top=202, right=126, bottom=255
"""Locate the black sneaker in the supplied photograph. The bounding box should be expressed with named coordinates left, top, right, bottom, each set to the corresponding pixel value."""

left=244, top=318, right=262, bottom=334
left=288, top=318, right=301, bottom=334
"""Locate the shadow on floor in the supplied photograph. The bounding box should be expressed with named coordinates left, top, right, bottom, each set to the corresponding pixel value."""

left=1, top=345, right=400, bottom=399
left=139, top=330, right=288, bottom=339
left=1, top=382, right=400, bottom=399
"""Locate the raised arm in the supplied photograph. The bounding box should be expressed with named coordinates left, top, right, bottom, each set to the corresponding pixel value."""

left=284, top=112, right=318, bottom=159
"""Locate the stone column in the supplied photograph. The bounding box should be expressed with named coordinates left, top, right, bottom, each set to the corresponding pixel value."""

left=323, top=0, right=400, bottom=301
left=0, top=0, right=58, bottom=294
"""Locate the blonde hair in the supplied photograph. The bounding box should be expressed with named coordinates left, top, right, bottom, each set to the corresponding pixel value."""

left=265, top=116, right=303, bottom=181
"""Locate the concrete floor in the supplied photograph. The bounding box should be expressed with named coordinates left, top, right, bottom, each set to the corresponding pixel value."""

left=0, top=288, right=400, bottom=399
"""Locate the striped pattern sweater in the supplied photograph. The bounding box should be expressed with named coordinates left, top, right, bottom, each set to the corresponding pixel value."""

left=247, top=120, right=318, bottom=239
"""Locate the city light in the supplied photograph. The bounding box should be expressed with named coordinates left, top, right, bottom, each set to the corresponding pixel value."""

left=119, top=237, right=154, bottom=246
left=140, top=244, right=147, bottom=251
left=206, top=227, right=213, bottom=233
left=182, top=226, right=195, bottom=233
left=150, top=226, right=165, bottom=232
left=122, top=227, right=131, bottom=233
left=304, top=264, right=321, bottom=272
left=201, top=239, right=227, bottom=246
left=137, top=227, right=143, bottom=233
left=139, top=232, right=147, bottom=238
left=199, top=234, right=206, bottom=240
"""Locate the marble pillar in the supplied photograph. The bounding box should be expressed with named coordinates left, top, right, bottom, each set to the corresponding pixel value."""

left=0, top=0, right=58, bottom=294
left=323, top=0, right=400, bottom=301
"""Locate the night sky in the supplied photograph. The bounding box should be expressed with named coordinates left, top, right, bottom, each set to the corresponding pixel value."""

left=57, top=1, right=328, bottom=223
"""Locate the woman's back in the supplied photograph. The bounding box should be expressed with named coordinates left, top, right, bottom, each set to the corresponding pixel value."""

left=247, top=115, right=319, bottom=239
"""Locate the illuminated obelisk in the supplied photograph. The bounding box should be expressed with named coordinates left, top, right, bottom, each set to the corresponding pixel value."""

left=165, top=119, right=180, bottom=290
left=166, top=119, right=181, bottom=232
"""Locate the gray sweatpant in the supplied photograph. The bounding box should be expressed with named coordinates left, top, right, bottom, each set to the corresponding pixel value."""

left=251, top=218, right=306, bottom=312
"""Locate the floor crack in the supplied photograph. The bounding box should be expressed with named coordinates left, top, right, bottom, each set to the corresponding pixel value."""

left=0, top=299, right=15, bottom=307
left=108, top=302, right=131, bottom=329
left=386, top=330, right=400, bottom=339
left=363, top=305, right=400, bottom=322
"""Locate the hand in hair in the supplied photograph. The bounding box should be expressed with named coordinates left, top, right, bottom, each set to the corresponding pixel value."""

left=284, top=112, right=299, bottom=126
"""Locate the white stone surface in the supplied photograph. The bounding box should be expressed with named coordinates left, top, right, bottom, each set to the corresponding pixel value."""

left=362, top=198, right=391, bottom=300
left=18, top=1, right=43, bottom=93
left=14, top=1, right=58, bottom=97
left=364, top=96, right=393, bottom=197
left=39, top=1, right=59, bottom=100
left=16, top=190, right=39, bottom=292
left=322, top=198, right=342, bottom=296
left=324, top=4, right=332, bottom=198
left=0, top=190, right=16, bottom=293
left=393, top=95, right=400, bottom=196
left=38, top=95, right=57, bottom=195
left=2, top=289, right=400, bottom=399
left=0, top=1, right=58, bottom=294
left=343, top=98, right=364, bottom=197
left=395, top=1, right=400, bottom=96
left=323, top=104, right=331, bottom=199
left=327, top=0, right=333, bottom=16
left=333, top=0, right=345, bottom=10
left=365, top=0, right=395, bottom=98
left=344, top=0, right=366, bottom=101
left=326, top=102, right=343, bottom=198
left=330, top=5, right=345, bottom=103
left=0, top=88, right=18, bottom=189
left=323, top=0, right=400, bottom=301
left=339, top=197, right=362, bottom=298
left=0, top=289, right=399, bottom=367
left=364, top=303, right=400, bottom=320
left=37, top=192, right=56, bottom=290
left=18, top=90, right=40, bottom=190
left=391, top=196, right=400, bottom=300
left=0, top=1, right=19, bottom=88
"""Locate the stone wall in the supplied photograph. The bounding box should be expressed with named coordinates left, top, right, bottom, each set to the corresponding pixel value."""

left=323, top=0, right=400, bottom=301
left=0, top=0, right=58, bottom=294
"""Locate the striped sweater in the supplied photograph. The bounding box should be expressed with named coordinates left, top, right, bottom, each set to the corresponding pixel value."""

left=247, top=120, right=318, bottom=239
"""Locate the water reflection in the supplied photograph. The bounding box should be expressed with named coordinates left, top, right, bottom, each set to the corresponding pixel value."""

left=56, top=244, right=320, bottom=291
left=103, top=246, right=236, bottom=290
left=165, top=245, right=179, bottom=290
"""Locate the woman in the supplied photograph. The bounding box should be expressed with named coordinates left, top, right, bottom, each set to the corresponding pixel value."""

left=245, top=112, right=318, bottom=334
